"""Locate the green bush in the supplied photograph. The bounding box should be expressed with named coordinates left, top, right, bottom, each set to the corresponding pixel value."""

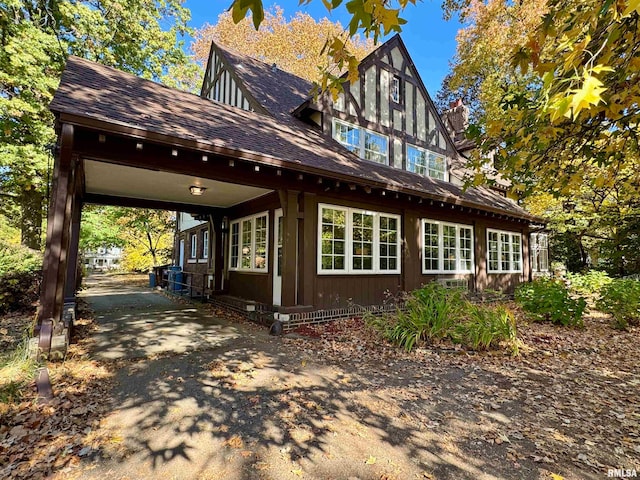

left=596, top=279, right=640, bottom=329
left=0, top=241, right=42, bottom=314
left=452, top=303, right=520, bottom=355
left=367, top=283, right=520, bottom=354
left=387, top=283, right=465, bottom=351
left=566, top=270, right=612, bottom=295
left=515, top=278, right=586, bottom=327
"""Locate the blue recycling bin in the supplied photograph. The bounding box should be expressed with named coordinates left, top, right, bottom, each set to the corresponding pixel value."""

left=168, top=266, right=181, bottom=291
left=148, top=272, right=156, bottom=288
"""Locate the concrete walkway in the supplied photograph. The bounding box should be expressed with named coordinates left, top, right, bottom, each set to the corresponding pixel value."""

left=82, top=274, right=246, bottom=360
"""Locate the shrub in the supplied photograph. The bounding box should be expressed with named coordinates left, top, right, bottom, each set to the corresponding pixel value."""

left=452, top=303, right=520, bottom=355
left=369, top=282, right=464, bottom=351
left=0, top=241, right=42, bottom=314
left=566, top=270, right=612, bottom=296
left=515, top=278, right=586, bottom=327
left=367, top=283, right=520, bottom=354
left=596, top=279, right=640, bottom=329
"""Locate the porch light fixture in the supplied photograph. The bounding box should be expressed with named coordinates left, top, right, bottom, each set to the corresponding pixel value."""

left=202, top=155, right=208, bottom=162
left=171, top=149, right=178, bottom=157
left=189, top=185, right=206, bottom=196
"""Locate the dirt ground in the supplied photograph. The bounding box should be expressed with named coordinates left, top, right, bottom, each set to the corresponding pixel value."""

left=1, top=274, right=638, bottom=480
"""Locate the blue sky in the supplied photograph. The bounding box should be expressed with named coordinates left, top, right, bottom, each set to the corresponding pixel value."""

left=183, top=0, right=464, bottom=96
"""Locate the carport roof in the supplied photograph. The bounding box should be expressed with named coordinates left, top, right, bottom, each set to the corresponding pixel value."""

left=51, top=56, right=540, bottom=222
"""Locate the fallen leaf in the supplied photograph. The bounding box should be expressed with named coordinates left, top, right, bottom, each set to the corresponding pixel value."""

left=365, top=454, right=376, bottom=465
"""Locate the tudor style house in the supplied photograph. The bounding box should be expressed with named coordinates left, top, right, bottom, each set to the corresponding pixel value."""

left=39, top=34, right=548, bottom=356
left=173, top=35, right=548, bottom=311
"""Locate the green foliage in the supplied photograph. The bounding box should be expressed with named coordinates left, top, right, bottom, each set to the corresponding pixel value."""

left=1, top=0, right=195, bottom=248
left=515, top=278, right=586, bottom=327
left=566, top=270, right=612, bottom=296
left=0, top=334, right=38, bottom=404
left=0, top=240, right=42, bottom=313
left=596, top=279, right=640, bottom=330
left=452, top=303, right=519, bottom=355
left=367, top=282, right=520, bottom=354
left=382, top=283, right=463, bottom=351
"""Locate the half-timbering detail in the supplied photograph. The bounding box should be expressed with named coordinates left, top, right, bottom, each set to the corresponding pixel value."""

left=41, top=34, right=544, bottom=359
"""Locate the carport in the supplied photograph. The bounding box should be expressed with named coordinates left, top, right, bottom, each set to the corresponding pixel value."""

left=37, top=57, right=326, bottom=358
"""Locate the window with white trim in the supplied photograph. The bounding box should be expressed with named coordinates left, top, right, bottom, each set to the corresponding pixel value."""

left=407, top=145, right=447, bottom=181
left=202, top=230, right=209, bottom=259
left=487, top=229, right=523, bottom=273
left=531, top=232, right=549, bottom=272
left=229, top=212, right=269, bottom=272
left=318, top=204, right=401, bottom=274
left=190, top=233, right=197, bottom=259
left=421, top=220, right=474, bottom=274
left=332, top=119, right=389, bottom=165
left=391, top=76, right=401, bottom=103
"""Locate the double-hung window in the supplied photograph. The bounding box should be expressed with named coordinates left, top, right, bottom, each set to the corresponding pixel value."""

left=487, top=229, right=522, bottom=273
left=202, top=230, right=209, bottom=259
left=318, top=204, right=400, bottom=274
left=531, top=232, right=549, bottom=273
left=421, top=220, right=474, bottom=274
left=229, top=212, right=269, bottom=272
left=406, top=145, right=447, bottom=180
left=190, top=233, right=197, bottom=259
left=333, top=119, right=389, bottom=165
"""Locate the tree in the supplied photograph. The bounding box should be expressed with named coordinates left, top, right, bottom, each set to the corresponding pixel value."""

left=193, top=6, right=374, bottom=83
left=441, top=0, right=640, bottom=275
left=112, top=209, right=175, bottom=271
left=0, top=0, right=197, bottom=249
left=226, top=0, right=412, bottom=95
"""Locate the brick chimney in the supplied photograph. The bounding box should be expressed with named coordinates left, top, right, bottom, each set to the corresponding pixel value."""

left=442, top=99, right=469, bottom=141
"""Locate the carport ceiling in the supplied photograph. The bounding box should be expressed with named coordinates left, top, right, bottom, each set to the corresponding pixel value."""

left=83, top=160, right=272, bottom=208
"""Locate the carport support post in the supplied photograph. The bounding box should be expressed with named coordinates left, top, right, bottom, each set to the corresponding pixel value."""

left=63, top=197, right=82, bottom=325
left=37, top=123, right=75, bottom=357
left=279, top=189, right=299, bottom=307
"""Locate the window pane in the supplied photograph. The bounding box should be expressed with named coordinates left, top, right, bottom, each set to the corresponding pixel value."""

left=423, top=221, right=439, bottom=271
left=443, top=225, right=457, bottom=271
left=429, top=153, right=446, bottom=180
left=334, top=121, right=360, bottom=154
left=241, top=219, right=252, bottom=269
left=459, top=227, right=473, bottom=271
left=511, top=234, right=521, bottom=271
left=488, top=231, right=499, bottom=271
left=321, top=207, right=346, bottom=270
left=364, top=132, right=388, bottom=164
left=254, top=215, right=267, bottom=269
left=230, top=223, right=239, bottom=268
left=407, top=146, right=428, bottom=176
left=379, top=215, right=399, bottom=271
left=352, top=212, right=374, bottom=270
left=500, top=233, right=511, bottom=271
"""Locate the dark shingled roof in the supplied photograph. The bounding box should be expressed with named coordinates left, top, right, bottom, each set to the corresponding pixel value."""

left=214, top=43, right=314, bottom=122
left=50, top=56, right=538, bottom=221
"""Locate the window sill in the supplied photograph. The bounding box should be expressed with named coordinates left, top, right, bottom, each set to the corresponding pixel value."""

left=488, top=270, right=523, bottom=274
left=229, top=269, right=269, bottom=274
left=422, top=270, right=474, bottom=275
left=187, top=259, right=197, bottom=264
left=197, top=259, right=208, bottom=263
left=317, top=270, right=401, bottom=275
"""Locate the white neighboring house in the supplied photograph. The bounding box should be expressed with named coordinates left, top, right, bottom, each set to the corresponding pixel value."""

left=83, top=246, right=123, bottom=271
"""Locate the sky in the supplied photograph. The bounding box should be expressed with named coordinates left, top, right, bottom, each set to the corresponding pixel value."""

left=183, top=0, right=464, bottom=96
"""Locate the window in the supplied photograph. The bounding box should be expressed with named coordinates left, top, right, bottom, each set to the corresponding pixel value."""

left=190, top=233, right=197, bottom=259
left=202, top=230, right=209, bottom=259
left=487, top=229, right=523, bottom=273
left=421, top=220, right=474, bottom=274
left=333, top=119, right=389, bottom=165
left=391, top=76, right=401, bottom=103
left=531, top=232, right=549, bottom=272
left=229, top=212, right=269, bottom=272
left=406, top=145, right=447, bottom=180
left=318, top=204, right=401, bottom=274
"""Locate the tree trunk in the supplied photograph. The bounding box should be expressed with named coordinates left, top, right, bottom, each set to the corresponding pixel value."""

left=20, top=188, right=44, bottom=250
